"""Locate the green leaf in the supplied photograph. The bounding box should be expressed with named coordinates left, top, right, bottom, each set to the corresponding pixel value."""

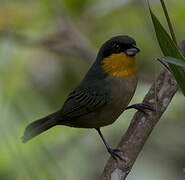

left=159, top=0, right=177, bottom=45
left=160, top=57, right=185, bottom=69
left=148, top=2, right=185, bottom=96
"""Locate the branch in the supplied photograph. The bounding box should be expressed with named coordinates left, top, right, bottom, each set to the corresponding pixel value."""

left=101, top=40, right=185, bottom=180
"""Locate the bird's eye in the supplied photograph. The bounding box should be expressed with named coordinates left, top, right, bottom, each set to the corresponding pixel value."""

left=114, top=44, right=120, bottom=49
left=113, top=43, right=121, bottom=52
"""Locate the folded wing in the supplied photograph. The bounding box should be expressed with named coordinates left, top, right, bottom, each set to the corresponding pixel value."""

left=61, top=89, right=107, bottom=119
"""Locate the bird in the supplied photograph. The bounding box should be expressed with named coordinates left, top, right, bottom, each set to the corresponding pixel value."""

left=22, top=35, right=153, bottom=160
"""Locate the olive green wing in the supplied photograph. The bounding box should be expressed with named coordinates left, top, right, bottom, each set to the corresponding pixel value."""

left=61, top=89, right=107, bottom=119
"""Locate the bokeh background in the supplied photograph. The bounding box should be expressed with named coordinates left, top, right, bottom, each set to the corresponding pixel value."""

left=0, top=0, right=185, bottom=179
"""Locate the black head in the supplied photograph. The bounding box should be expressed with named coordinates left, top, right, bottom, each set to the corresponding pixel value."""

left=97, top=35, right=140, bottom=60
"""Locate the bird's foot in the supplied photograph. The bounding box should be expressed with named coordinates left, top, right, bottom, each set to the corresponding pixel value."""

left=107, top=148, right=123, bottom=161
left=126, top=103, right=154, bottom=115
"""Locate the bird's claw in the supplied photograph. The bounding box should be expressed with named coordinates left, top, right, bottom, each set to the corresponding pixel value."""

left=108, top=148, right=123, bottom=161
left=139, top=103, right=154, bottom=111
left=126, top=103, right=155, bottom=115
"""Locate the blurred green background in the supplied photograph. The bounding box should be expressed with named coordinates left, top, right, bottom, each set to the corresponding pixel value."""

left=0, top=0, right=185, bottom=180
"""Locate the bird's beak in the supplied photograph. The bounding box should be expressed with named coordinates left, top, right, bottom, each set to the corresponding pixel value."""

left=125, top=45, right=140, bottom=56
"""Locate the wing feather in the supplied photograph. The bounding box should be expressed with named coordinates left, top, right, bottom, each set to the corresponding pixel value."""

left=61, top=89, right=107, bottom=119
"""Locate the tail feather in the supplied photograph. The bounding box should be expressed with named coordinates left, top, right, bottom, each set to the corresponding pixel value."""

left=22, top=112, right=59, bottom=143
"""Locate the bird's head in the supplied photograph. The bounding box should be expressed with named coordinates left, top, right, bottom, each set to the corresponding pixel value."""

left=97, top=35, right=140, bottom=77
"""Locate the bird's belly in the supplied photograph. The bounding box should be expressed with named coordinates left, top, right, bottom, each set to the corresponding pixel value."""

left=63, top=75, right=137, bottom=128
left=95, top=90, right=136, bottom=127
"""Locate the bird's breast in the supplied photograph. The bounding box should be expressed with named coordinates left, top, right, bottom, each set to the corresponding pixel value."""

left=107, top=74, right=137, bottom=102
left=98, top=74, right=138, bottom=126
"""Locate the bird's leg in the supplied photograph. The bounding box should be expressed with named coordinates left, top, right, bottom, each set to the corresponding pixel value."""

left=125, top=103, right=154, bottom=114
left=95, top=128, right=123, bottom=161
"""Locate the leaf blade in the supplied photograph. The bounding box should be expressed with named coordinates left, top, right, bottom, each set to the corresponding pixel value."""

left=160, top=56, right=185, bottom=68
left=148, top=2, right=185, bottom=96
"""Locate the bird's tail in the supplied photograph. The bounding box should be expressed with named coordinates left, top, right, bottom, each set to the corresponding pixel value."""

left=22, top=112, right=59, bottom=143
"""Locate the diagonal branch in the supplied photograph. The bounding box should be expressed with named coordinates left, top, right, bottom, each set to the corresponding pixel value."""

left=100, top=40, right=185, bottom=180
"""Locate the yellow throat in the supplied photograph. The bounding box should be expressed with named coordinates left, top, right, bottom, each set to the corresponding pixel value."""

left=101, top=52, right=137, bottom=77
